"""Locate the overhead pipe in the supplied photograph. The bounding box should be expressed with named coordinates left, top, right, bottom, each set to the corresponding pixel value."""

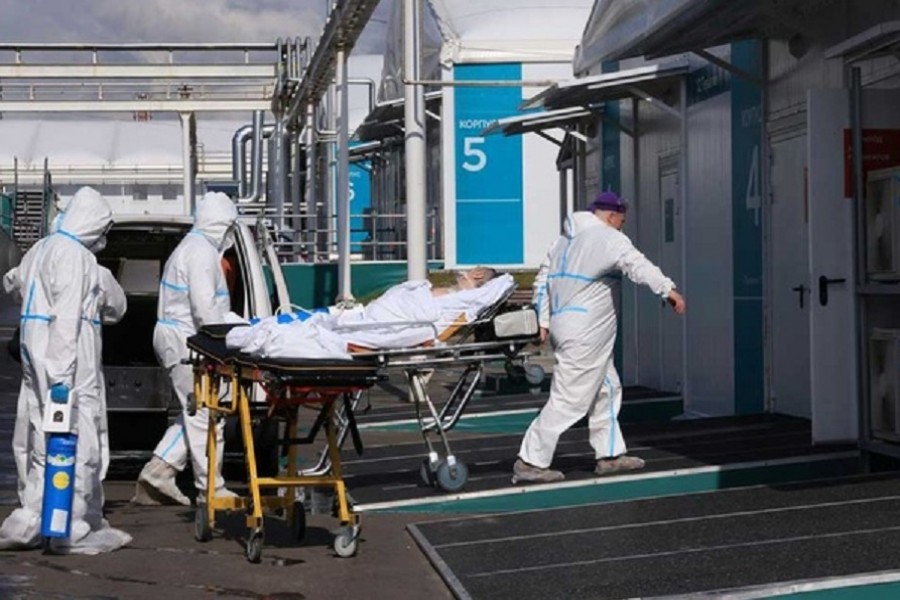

left=400, top=77, right=557, bottom=87
left=312, top=79, right=375, bottom=139
left=236, top=110, right=265, bottom=203
left=284, top=1, right=379, bottom=125
left=232, top=121, right=275, bottom=197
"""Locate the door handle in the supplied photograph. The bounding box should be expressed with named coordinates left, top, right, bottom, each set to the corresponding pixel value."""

left=791, top=284, right=808, bottom=309
left=818, top=276, right=846, bottom=307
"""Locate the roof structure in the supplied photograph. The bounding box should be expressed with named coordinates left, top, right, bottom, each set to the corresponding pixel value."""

left=379, top=0, right=594, bottom=101
left=574, top=0, right=837, bottom=73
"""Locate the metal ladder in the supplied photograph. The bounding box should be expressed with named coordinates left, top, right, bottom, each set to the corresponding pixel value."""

left=12, top=189, right=46, bottom=253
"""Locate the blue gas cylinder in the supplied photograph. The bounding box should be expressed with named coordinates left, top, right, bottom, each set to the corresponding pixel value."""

left=41, top=433, right=77, bottom=539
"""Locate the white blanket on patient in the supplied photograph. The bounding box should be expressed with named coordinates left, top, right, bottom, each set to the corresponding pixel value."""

left=225, top=274, right=514, bottom=359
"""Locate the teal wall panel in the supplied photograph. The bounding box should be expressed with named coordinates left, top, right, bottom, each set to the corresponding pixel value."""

left=731, top=40, right=765, bottom=414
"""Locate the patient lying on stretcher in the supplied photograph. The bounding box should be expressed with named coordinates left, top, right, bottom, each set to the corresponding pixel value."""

left=225, top=268, right=512, bottom=360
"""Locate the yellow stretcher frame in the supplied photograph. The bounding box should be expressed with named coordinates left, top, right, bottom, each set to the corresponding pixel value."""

left=191, top=360, right=361, bottom=563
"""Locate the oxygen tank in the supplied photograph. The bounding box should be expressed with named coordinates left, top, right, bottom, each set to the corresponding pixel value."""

left=41, top=433, right=77, bottom=539
left=41, top=388, right=77, bottom=541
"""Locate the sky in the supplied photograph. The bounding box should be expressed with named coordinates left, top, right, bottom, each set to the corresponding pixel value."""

left=0, top=0, right=392, bottom=54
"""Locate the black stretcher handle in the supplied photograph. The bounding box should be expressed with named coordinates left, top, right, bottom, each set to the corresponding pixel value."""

left=344, top=394, right=364, bottom=456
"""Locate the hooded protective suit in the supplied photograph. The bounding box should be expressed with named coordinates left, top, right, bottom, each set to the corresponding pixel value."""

left=519, top=211, right=675, bottom=469
left=149, top=191, right=237, bottom=494
left=0, top=186, right=131, bottom=553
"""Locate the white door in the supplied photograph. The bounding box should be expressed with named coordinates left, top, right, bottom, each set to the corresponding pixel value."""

left=807, top=91, right=859, bottom=443
left=807, top=89, right=900, bottom=443
left=769, top=130, right=811, bottom=418
left=659, top=168, right=683, bottom=392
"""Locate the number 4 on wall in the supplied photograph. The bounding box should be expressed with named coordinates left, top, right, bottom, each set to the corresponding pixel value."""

left=746, top=144, right=761, bottom=227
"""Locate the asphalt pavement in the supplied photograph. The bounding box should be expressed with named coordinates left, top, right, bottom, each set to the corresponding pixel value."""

left=0, top=294, right=456, bottom=600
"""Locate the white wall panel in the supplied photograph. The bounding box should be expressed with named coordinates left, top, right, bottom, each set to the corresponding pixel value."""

left=522, top=62, right=575, bottom=268
left=686, top=92, right=734, bottom=416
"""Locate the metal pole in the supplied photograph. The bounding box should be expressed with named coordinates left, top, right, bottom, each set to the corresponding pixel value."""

left=249, top=110, right=264, bottom=203
left=324, top=85, right=336, bottom=258
left=404, top=0, right=428, bottom=280
left=336, top=46, right=352, bottom=301
left=291, top=128, right=302, bottom=260
left=558, top=167, right=567, bottom=234
left=679, top=77, right=691, bottom=412
left=272, top=117, right=287, bottom=232
left=305, top=102, right=318, bottom=261
left=633, top=97, right=641, bottom=384
left=850, top=66, right=868, bottom=454
left=179, top=111, right=196, bottom=214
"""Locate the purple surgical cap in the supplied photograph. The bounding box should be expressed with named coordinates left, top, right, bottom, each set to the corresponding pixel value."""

left=588, top=191, right=628, bottom=214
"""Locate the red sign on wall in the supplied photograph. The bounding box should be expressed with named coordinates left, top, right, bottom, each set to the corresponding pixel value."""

left=843, top=128, right=900, bottom=197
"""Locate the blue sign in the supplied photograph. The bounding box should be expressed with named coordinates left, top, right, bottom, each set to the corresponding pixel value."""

left=687, top=62, right=731, bottom=106
left=349, top=158, right=371, bottom=253
left=454, top=63, right=524, bottom=264
left=731, top=40, right=764, bottom=414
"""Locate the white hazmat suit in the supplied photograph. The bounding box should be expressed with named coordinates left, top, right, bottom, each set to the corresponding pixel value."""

left=134, top=192, right=237, bottom=503
left=518, top=211, right=675, bottom=474
left=0, top=186, right=131, bottom=554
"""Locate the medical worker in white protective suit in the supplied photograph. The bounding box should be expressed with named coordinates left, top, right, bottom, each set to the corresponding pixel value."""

left=0, top=186, right=132, bottom=553
left=132, top=191, right=239, bottom=506
left=513, top=191, right=686, bottom=484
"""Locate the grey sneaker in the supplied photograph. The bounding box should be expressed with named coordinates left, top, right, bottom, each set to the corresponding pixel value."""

left=511, top=458, right=565, bottom=484
left=595, top=455, right=646, bottom=476
left=131, top=456, right=191, bottom=506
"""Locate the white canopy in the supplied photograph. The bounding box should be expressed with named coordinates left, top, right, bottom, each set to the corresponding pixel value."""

left=379, top=0, right=594, bottom=101
left=0, top=118, right=243, bottom=171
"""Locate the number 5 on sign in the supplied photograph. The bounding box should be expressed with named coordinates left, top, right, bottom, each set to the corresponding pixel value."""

left=462, top=137, right=487, bottom=172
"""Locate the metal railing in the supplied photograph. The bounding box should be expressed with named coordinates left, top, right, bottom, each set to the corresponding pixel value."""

left=241, top=208, right=442, bottom=263
left=0, top=80, right=275, bottom=103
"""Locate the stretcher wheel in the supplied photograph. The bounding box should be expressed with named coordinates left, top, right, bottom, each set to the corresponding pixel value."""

left=194, top=506, right=212, bottom=542
left=435, top=460, right=468, bottom=493
left=333, top=526, right=358, bottom=558
left=291, top=501, right=306, bottom=541
left=246, top=528, right=264, bottom=563
left=419, top=459, right=436, bottom=487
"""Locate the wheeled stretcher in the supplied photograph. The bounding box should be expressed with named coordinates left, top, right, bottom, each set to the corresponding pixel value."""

left=185, top=324, right=382, bottom=563
left=303, top=291, right=544, bottom=493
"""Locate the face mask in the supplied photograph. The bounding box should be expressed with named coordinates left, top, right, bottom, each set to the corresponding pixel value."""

left=220, top=223, right=237, bottom=252
left=221, top=231, right=235, bottom=252
left=89, top=235, right=107, bottom=254
left=89, top=221, right=113, bottom=254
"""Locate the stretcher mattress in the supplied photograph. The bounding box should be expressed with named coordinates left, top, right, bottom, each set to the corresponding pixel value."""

left=187, top=324, right=382, bottom=384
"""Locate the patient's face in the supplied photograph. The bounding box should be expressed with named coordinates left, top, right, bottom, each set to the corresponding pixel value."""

left=457, top=267, right=496, bottom=290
